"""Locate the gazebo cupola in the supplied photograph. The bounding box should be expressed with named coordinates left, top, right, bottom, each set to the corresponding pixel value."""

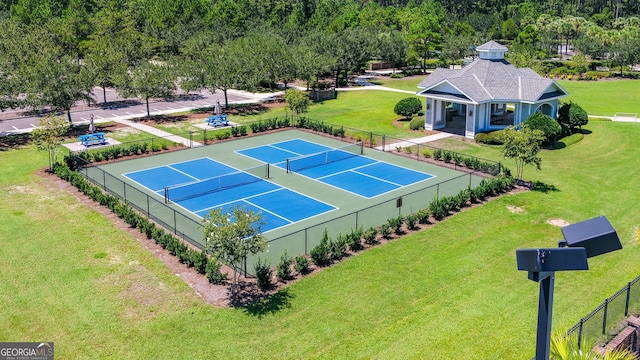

left=476, top=40, right=508, bottom=60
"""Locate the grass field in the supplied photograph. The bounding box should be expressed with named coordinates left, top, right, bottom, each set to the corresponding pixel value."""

left=2, top=114, right=640, bottom=358
left=557, top=79, right=640, bottom=117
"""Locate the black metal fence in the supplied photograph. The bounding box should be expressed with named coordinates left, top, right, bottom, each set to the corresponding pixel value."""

left=567, top=274, right=640, bottom=350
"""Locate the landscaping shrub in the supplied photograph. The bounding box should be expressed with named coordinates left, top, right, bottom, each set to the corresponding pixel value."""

left=276, top=250, right=293, bottom=282
left=380, top=223, right=392, bottom=239
left=475, top=131, right=505, bottom=145
left=421, top=148, right=432, bottom=158
left=405, top=213, right=419, bottom=230
left=254, top=258, right=272, bottom=291
left=193, top=250, right=208, bottom=275
left=346, top=227, right=364, bottom=252
left=388, top=216, right=404, bottom=235
left=294, top=255, right=311, bottom=275
left=429, top=196, right=448, bottom=221
left=329, top=234, right=347, bottom=260
left=394, top=97, right=423, bottom=120
left=363, top=227, right=378, bottom=245
left=523, top=112, right=562, bottom=144
left=206, top=259, right=227, bottom=284
left=552, top=133, right=584, bottom=149
left=558, top=102, right=588, bottom=132
left=409, top=117, right=424, bottom=130
left=310, top=230, right=331, bottom=266
left=432, top=149, right=443, bottom=160
left=415, top=209, right=431, bottom=224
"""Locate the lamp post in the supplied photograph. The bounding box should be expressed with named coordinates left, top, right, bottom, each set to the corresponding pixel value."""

left=516, top=216, right=622, bottom=360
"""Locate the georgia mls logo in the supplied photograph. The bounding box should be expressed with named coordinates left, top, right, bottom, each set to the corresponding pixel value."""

left=0, top=342, right=54, bottom=360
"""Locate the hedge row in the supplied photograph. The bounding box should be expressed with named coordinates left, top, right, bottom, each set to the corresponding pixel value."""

left=296, top=117, right=346, bottom=138
left=69, top=141, right=169, bottom=165
left=52, top=163, right=227, bottom=285
left=299, top=173, right=515, bottom=272
left=431, top=148, right=502, bottom=176
left=248, top=117, right=290, bottom=134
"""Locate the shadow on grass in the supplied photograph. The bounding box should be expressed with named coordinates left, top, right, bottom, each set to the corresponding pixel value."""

left=243, top=288, right=294, bottom=318
left=0, top=133, right=31, bottom=151
left=530, top=181, right=559, bottom=193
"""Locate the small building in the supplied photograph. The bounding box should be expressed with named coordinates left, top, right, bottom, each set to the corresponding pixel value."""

left=416, top=41, right=568, bottom=139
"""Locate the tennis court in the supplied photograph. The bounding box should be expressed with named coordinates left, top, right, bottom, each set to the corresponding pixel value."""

left=124, top=157, right=336, bottom=232
left=90, top=129, right=485, bottom=260
left=237, top=139, right=434, bottom=198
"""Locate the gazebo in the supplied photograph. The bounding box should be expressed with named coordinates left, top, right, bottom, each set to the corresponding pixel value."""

left=416, top=41, right=568, bottom=139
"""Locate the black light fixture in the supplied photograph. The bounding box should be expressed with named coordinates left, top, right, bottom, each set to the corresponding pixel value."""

left=516, top=216, right=622, bottom=360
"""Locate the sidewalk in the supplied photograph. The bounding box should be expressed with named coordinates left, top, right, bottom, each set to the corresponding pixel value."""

left=336, top=85, right=416, bottom=94
left=375, top=132, right=453, bottom=151
left=115, top=119, right=202, bottom=148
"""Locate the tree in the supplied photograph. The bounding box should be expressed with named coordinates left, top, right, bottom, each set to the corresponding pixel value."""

left=394, top=97, right=423, bottom=120
left=523, top=112, right=563, bottom=144
left=31, top=115, right=70, bottom=170
left=283, top=89, right=311, bottom=120
left=558, top=102, right=589, bottom=132
left=375, top=31, right=407, bottom=72
left=202, top=206, right=267, bottom=297
left=23, top=54, right=95, bottom=123
left=500, top=126, right=545, bottom=181
left=123, top=61, right=177, bottom=117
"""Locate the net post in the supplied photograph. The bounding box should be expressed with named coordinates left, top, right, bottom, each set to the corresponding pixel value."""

left=266, top=163, right=270, bottom=179
left=164, top=187, right=169, bottom=203
left=286, top=159, right=290, bottom=173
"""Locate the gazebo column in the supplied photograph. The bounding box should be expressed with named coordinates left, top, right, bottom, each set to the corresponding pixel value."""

left=424, top=98, right=434, bottom=130
left=465, top=104, right=476, bottom=139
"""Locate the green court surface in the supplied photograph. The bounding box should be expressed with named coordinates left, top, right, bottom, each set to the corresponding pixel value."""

left=88, top=130, right=484, bottom=264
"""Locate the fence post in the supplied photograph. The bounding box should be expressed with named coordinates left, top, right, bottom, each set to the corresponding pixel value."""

left=602, top=298, right=609, bottom=335
left=189, top=131, right=193, bottom=148
left=146, top=195, right=150, bottom=218
left=369, top=132, right=373, bottom=148
left=123, top=183, right=127, bottom=203
left=382, top=135, right=385, bottom=151
left=204, top=129, right=207, bottom=145
left=304, top=229, right=308, bottom=254
left=625, top=282, right=631, bottom=316
left=577, top=319, right=584, bottom=350
left=173, top=209, right=177, bottom=235
left=416, top=144, right=420, bottom=159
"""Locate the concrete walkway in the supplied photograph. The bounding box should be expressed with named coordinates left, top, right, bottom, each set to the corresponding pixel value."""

left=336, top=85, right=416, bottom=94
left=116, top=119, right=203, bottom=148
left=375, top=132, right=453, bottom=151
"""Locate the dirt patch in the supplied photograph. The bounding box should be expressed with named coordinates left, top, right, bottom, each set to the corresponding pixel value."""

left=507, top=205, right=526, bottom=214
left=547, top=218, right=570, bottom=227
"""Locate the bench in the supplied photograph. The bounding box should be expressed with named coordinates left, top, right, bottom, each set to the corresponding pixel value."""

left=206, top=115, right=229, bottom=127
left=79, top=132, right=107, bottom=147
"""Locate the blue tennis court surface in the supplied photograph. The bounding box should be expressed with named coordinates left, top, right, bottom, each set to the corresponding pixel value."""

left=123, top=157, right=335, bottom=233
left=237, top=139, right=435, bottom=198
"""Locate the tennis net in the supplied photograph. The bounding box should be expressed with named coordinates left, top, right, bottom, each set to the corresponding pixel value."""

left=286, top=142, right=363, bottom=173
left=164, top=164, right=269, bottom=203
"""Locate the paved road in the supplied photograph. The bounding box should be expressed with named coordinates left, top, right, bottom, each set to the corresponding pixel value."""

left=0, top=88, right=257, bottom=135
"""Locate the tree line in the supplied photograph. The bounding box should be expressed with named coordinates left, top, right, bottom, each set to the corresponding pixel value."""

left=0, top=0, right=639, bottom=119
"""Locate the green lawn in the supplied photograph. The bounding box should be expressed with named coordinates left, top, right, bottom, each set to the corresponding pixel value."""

left=375, top=75, right=424, bottom=92
left=552, top=79, right=640, bottom=117
left=3, top=78, right=640, bottom=358
left=2, top=118, right=640, bottom=358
